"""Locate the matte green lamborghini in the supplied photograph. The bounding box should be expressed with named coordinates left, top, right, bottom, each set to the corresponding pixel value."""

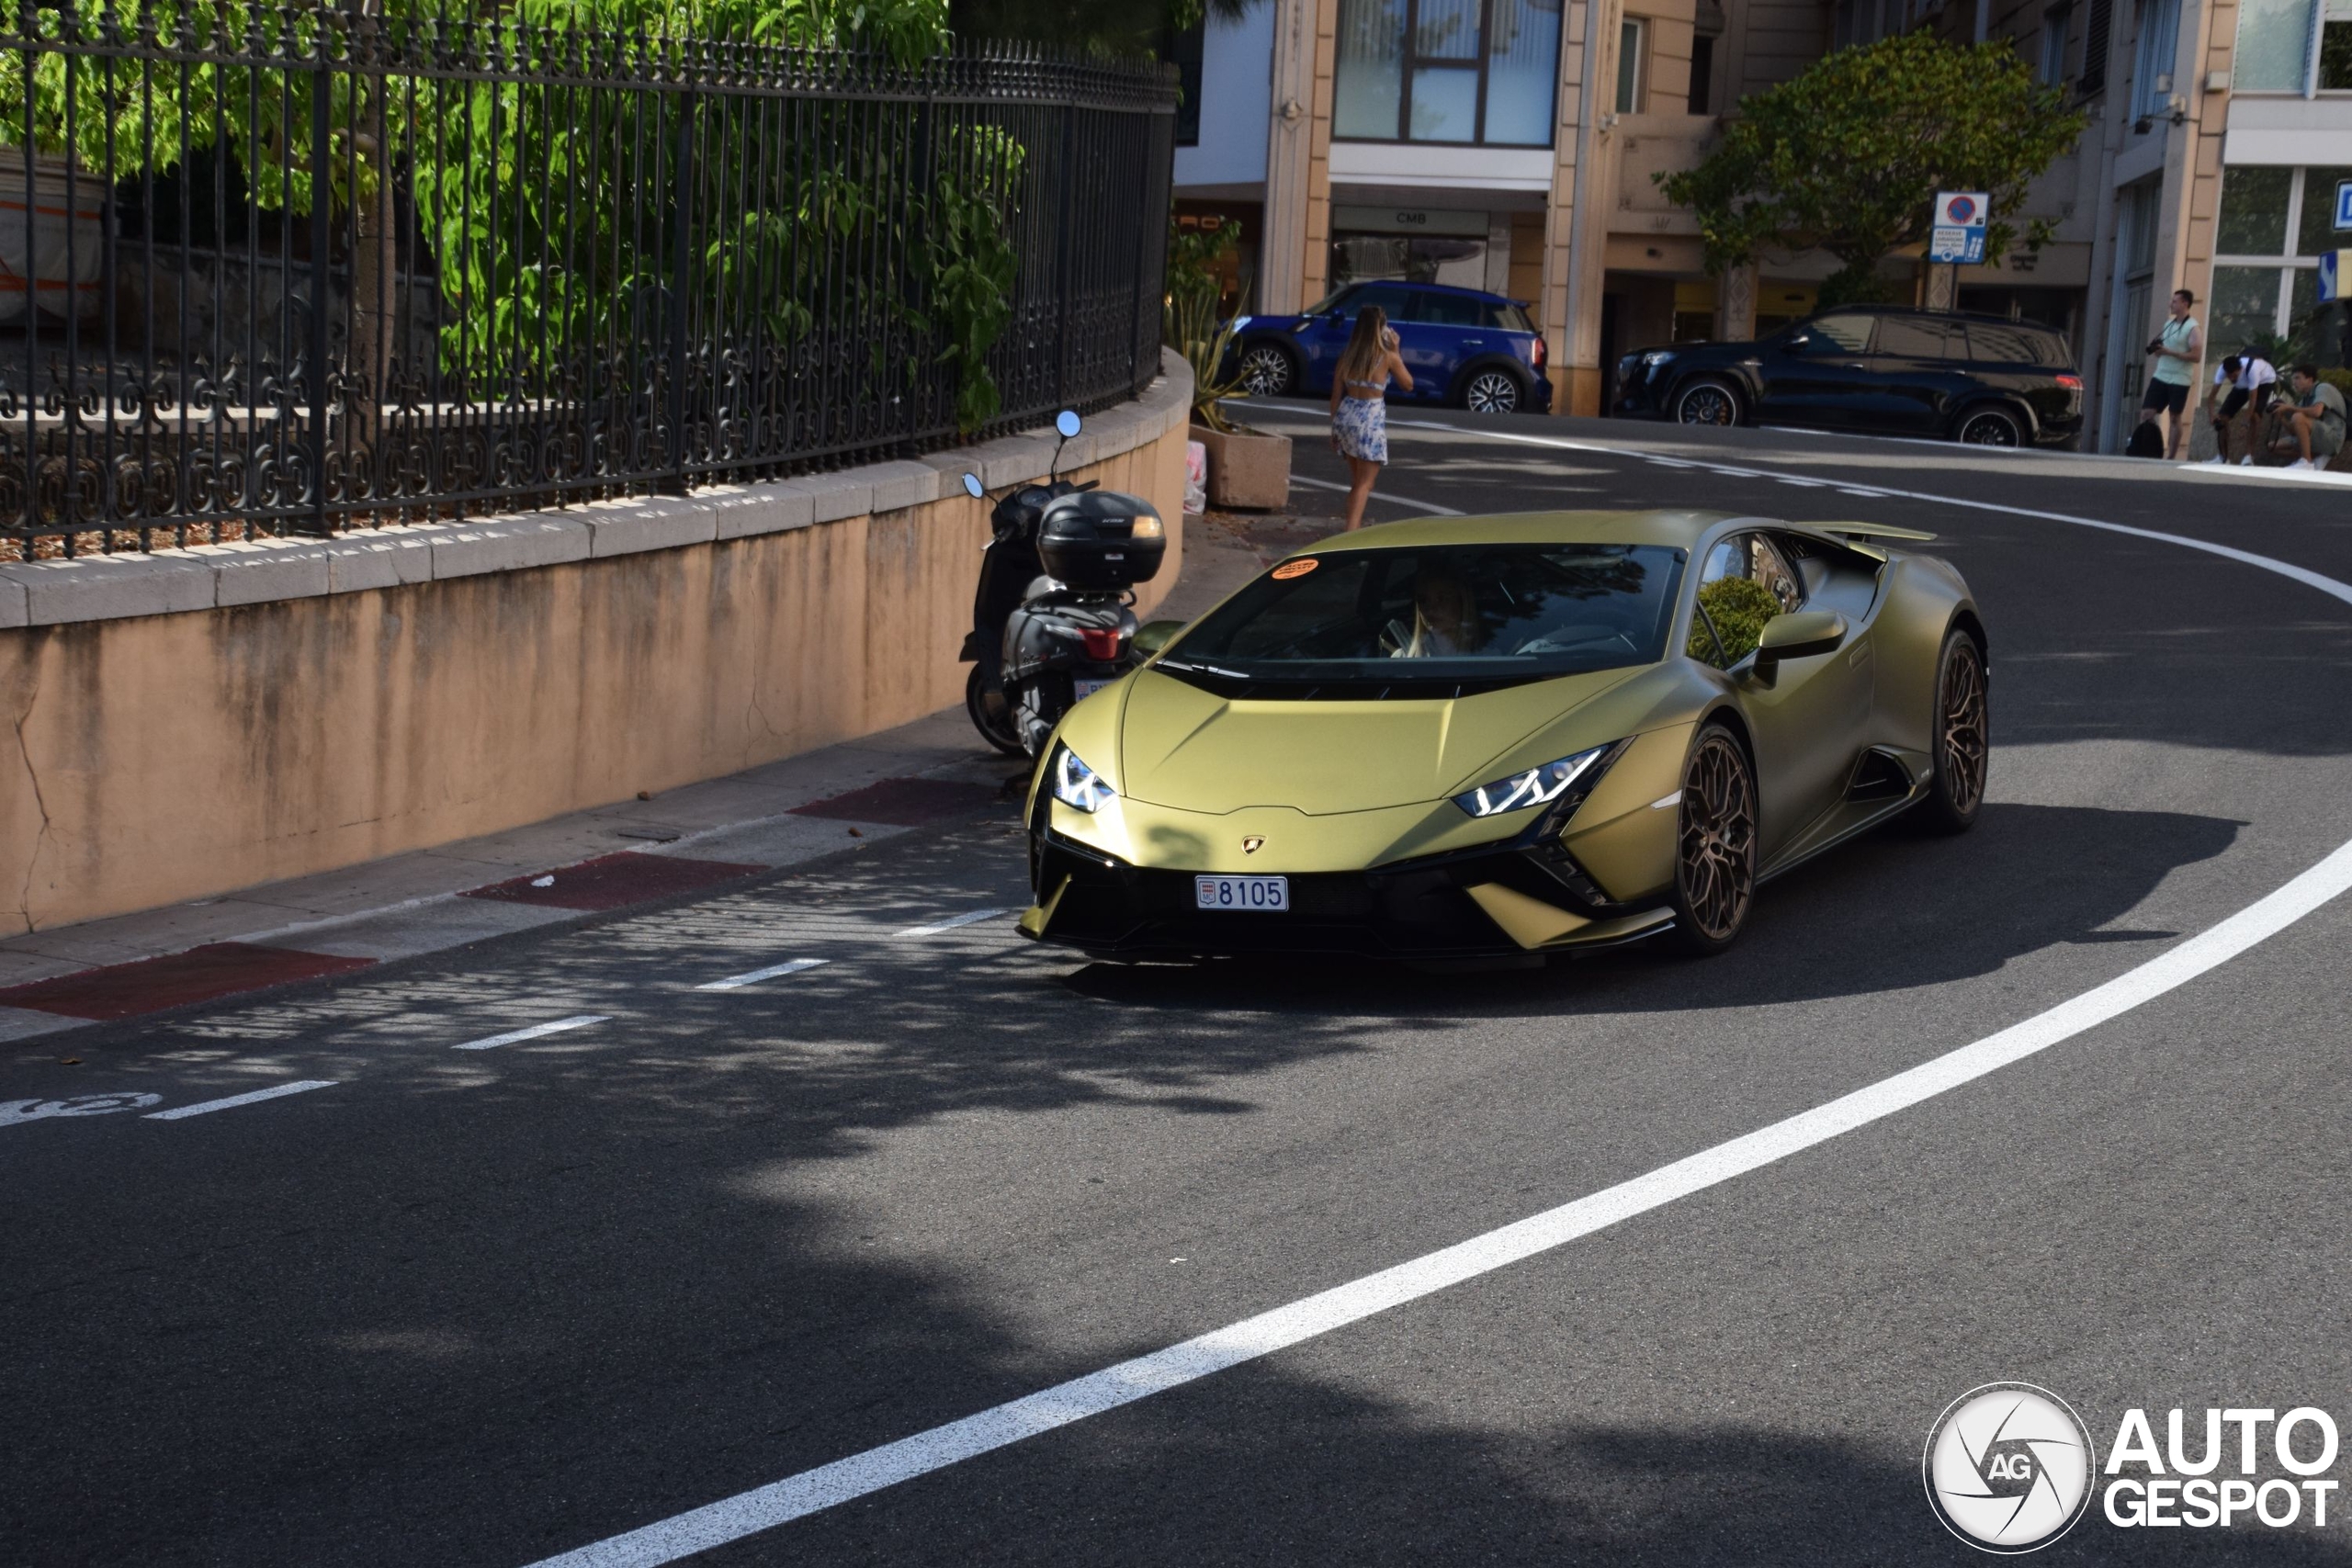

left=1017, top=510, right=1987, bottom=960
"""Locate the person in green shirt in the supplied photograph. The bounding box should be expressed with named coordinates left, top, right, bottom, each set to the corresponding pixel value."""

left=2265, top=364, right=2346, bottom=470
left=2137, top=289, right=2201, bottom=460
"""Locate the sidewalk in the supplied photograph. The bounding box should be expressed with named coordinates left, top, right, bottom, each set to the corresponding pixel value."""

left=0, top=511, right=1305, bottom=1043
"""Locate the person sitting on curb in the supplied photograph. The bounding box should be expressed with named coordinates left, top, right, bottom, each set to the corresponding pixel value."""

left=2264, top=365, right=2346, bottom=471
left=2202, top=351, right=2276, bottom=465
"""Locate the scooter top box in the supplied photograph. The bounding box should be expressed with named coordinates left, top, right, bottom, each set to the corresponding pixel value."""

left=1037, top=491, right=1166, bottom=592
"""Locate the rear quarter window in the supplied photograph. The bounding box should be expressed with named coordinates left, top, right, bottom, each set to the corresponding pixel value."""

left=1962, top=323, right=2045, bottom=365
left=1486, top=302, right=1533, bottom=332
left=1874, top=316, right=1958, bottom=358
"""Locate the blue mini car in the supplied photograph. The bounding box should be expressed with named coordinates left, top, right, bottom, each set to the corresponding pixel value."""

left=1227, top=279, right=1553, bottom=415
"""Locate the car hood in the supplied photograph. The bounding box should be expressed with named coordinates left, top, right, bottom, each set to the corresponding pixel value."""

left=1114, top=665, right=1642, bottom=815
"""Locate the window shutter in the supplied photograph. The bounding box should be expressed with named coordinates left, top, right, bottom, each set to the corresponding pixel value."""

left=2079, top=0, right=2111, bottom=94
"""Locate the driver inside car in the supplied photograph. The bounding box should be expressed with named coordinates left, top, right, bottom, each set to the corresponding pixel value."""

left=1396, top=570, right=1487, bottom=657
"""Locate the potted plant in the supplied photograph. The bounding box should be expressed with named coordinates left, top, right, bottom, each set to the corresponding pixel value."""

left=1167, top=218, right=1290, bottom=510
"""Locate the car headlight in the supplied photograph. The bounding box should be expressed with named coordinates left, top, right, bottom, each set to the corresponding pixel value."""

left=1231, top=315, right=1253, bottom=332
left=1453, top=744, right=1613, bottom=818
left=1050, top=744, right=1117, bottom=813
left=1641, top=350, right=1677, bottom=367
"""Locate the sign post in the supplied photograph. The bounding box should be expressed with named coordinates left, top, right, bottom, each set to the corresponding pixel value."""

left=1928, top=191, right=1989, bottom=312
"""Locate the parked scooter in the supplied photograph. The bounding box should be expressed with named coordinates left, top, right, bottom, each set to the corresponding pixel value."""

left=960, top=411, right=1167, bottom=758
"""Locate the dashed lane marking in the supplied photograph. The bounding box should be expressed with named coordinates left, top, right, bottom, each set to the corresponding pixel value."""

left=695, top=958, right=830, bottom=991
left=452, top=1015, right=609, bottom=1052
left=144, top=1080, right=338, bottom=1120
left=893, top=908, right=1012, bottom=939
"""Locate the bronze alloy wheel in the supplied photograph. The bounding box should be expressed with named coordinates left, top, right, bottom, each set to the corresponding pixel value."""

left=1917, top=630, right=1989, bottom=833
left=1674, top=379, right=1740, bottom=427
left=1670, top=726, right=1757, bottom=953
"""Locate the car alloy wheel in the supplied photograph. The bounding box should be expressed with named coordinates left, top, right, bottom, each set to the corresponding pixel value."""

left=1670, top=726, right=1757, bottom=953
left=1464, top=369, right=1522, bottom=414
left=1238, top=345, right=1295, bottom=397
left=1916, top=631, right=1989, bottom=833
left=1957, top=407, right=2021, bottom=446
left=1674, top=380, right=1738, bottom=427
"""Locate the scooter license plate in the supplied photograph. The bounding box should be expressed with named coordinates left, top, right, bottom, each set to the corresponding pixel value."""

left=1073, top=678, right=1113, bottom=701
left=1194, top=874, right=1289, bottom=912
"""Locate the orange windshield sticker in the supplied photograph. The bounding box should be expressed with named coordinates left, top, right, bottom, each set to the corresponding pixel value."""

left=1272, top=558, right=1318, bottom=580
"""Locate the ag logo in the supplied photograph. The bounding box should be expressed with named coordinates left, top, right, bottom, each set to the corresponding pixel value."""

left=1924, top=1383, right=2096, bottom=1553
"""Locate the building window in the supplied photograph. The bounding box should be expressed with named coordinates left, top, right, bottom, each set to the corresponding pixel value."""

left=1170, top=21, right=1205, bottom=148
left=1690, top=34, right=1715, bottom=112
left=1333, top=0, right=1563, bottom=147
left=2324, top=0, right=2352, bottom=87
left=2080, top=0, right=2113, bottom=93
left=2039, top=3, right=2073, bottom=84
left=1616, top=17, right=1648, bottom=114
left=2130, top=0, right=2181, bottom=120
left=2233, top=0, right=2314, bottom=89
left=2210, top=165, right=2351, bottom=370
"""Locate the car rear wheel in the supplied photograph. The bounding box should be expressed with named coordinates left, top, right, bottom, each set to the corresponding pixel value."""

left=1914, top=629, right=1988, bottom=834
left=1237, top=343, right=1298, bottom=397
left=1673, top=378, right=1742, bottom=428
left=1668, top=724, right=1758, bottom=955
left=1462, top=367, right=1527, bottom=414
left=1955, top=406, right=2023, bottom=446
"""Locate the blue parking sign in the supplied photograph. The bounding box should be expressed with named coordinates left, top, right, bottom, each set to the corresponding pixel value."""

left=2337, top=179, right=2352, bottom=231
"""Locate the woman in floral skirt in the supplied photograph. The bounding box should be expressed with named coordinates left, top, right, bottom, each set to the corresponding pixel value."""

left=1329, top=304, right=1414, bottom=530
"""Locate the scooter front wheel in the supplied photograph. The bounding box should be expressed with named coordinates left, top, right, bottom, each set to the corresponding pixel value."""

left=967, top=665, right=1028, bottom=757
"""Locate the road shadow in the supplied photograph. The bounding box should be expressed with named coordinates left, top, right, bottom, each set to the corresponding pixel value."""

left=1063, top=800, right=2239, bottom=1018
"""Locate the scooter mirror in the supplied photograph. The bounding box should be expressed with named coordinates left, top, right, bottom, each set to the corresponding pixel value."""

left=960, top=472, right=985, bottom=499
left=1055, top=410, right=1081, bottom=439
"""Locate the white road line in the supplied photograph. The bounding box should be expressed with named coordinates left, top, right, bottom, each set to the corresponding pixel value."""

left=144, top=1080, right=338, bottom=1120
left=893, top=908, right=1012, bottom=939
left=1286, top=472, right=1465, bottom=516
left=521, top=428, right=2352, bottom=1568
left=452, top=1014, right=609, bottom=1052
left=524, top=843, right=2352, bottom=1568
left=695, top=958, right=829, bottom=992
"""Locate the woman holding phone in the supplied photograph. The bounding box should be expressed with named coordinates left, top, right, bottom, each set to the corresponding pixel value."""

left=1329, top=304, right=1414, bottom=530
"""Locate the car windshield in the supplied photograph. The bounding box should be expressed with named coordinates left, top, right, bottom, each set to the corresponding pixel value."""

left=1160, top=544, right=1686, bottom=694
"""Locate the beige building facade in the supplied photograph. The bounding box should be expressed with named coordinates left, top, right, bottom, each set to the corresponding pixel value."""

left=1175, top=0, right=2349, bottom=445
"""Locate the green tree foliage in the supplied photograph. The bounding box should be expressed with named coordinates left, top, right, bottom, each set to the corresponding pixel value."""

left=1688, top=576, right=1781, bottom=666
left=0, top=0, right=1032, bottom=434
left=946, top=0, right=1253, bottom=54
left=1658, top=33, right=2086, bottom=308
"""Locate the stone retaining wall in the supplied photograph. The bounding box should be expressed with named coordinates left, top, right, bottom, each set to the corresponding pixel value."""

left=0, top=355, right=1193, bottom=931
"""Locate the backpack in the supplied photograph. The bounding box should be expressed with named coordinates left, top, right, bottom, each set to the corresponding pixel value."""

left=2124, top=421, right=2165, bottom=458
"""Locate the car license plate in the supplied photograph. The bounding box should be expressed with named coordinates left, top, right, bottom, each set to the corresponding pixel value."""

left=1074, top=678, right=1112, bottom=701
left=1195, top=874, right=1289, bottom=912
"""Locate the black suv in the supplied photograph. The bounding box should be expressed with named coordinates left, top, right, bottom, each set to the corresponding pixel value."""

left=1612, top=305, right=2083, bottom=447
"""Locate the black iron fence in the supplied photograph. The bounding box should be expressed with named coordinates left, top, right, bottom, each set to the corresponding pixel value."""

left=0, top=6, right=1175, bottom=556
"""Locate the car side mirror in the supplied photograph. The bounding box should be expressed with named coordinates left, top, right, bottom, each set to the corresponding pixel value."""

left=1132, top=619, right=1185, bottom=659
left=1751, top=611, right=1847, bottom=683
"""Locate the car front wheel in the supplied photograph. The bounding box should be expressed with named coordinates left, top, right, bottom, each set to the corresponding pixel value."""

left=1673, top=378, right=1742, bottom=427
left=1462, top=367, right=1526, bottom=414
left=1237, top=344, right=1298, bottom=397
left=1955, top=406, right=2023, bottom=446
left=1914, top=629, right=1989, bottom=834
left=1668, top=723, right=1758, bottom=955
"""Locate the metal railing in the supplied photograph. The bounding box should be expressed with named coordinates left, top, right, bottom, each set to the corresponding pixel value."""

left=0, top=5, right=1175, bottom=556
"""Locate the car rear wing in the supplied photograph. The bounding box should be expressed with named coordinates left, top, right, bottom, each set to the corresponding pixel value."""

left=1819, top=522, right=1937, bottom=543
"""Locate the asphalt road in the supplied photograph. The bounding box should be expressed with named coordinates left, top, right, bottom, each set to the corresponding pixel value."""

left=9, top=408, right=2352, bottom=1566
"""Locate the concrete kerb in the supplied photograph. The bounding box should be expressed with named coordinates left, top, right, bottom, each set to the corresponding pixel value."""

left=195, top=537, right=336, bottom=607
left=427, top=513, right=594, bottom=580
left=324, top=526, right=437, bottom=594
left=577, top=493, right=718, bottom=558
left=706, top=481, right=816, bottom=542
left=0, top=548, right=217, bottom=625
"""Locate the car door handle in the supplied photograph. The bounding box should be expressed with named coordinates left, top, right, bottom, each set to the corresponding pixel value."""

left=1462, top=338, right=1484, bottom=345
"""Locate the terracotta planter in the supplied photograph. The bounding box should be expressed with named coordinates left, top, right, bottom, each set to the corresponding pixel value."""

left=1191, top=420, right=1291, bottom=510
left=0, top=151, right=107, bottom=322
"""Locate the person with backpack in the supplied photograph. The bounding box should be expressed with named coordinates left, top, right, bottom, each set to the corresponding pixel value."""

left=2137, top=289, right=2201, bottom=459
left=2201, top=351, right=2276, bottom=465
